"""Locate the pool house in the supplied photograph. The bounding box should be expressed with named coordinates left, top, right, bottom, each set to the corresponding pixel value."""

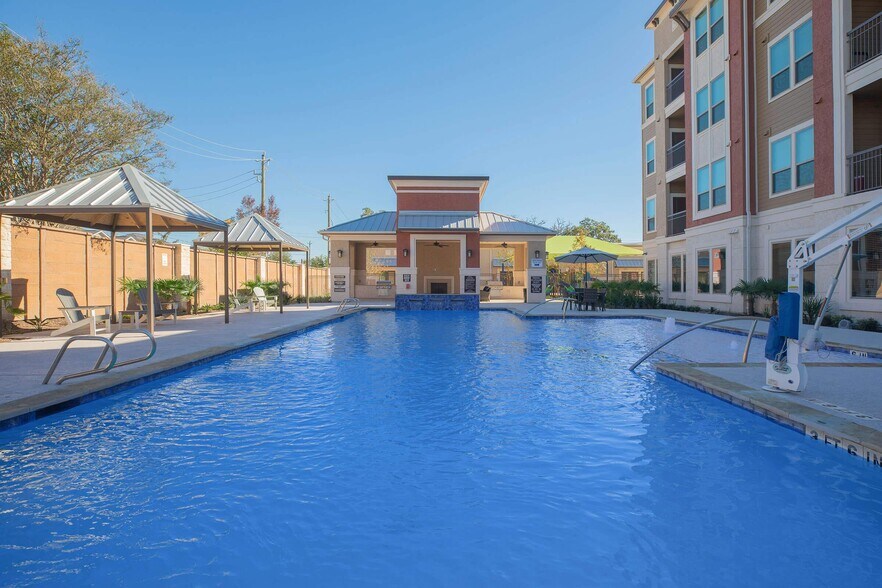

left=320, top=176, right=554, bottom=308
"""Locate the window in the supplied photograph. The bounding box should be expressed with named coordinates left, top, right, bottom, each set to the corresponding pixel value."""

left=646, top=197, right=656, bottom=232
left=794, top=20, right=813, bottom=83
left=647, top=259, right=657, bottom=285
left=695, top=9, right=708, bottom=56
left=771, top=124, right=814, bottom=195
left=697, top=157, right=726, bottom=211
left=709, top=0, right=724, bottom=43
left=851, top=230, right=882, bottom=299
left=646, top=139, right=656, bottom=175
left=697, top=247, right=726, bottom=294
left=645, top=82, right=655, bottom=120
left=770, top=18, right=813, bottom=99
left=697, top=165, right=710, bottom=211
left=710, top=74, right=725, bottom=124
left=696, top=86, right=709, bottom=132
left=772, top=240, right=815, bottom=295
left=712, top=158, right=727, bottom=206
left=671, top=254, right=686, bottom=293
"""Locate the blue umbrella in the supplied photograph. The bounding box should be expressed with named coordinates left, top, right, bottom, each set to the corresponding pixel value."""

left=555, top=247, right=618, bottom=283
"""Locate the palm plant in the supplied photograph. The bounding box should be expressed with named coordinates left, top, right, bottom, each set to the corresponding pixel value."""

left=802, top=294, right=825, bottom=325
left=729, top=278, right=765, bottom=316
left=758, top=278, right=787, bottom=315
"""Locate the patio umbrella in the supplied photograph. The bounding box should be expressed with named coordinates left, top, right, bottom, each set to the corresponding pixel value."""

left=555, top=247, right=618, bottom=284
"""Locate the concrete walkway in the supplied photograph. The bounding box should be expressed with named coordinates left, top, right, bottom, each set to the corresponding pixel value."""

left=0, top=304, right=387, bottom=428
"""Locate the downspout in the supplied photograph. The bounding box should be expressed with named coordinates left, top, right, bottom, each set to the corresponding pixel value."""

left=743, top=0, right=752, bottom=283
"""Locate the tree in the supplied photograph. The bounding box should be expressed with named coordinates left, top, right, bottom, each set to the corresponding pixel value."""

left=0, top=29, right=171, bottom=201
left=523, top=216, right=546, bottom=227
left=575, top=218, right=621, bottom=243
left=361, top=207, right=375, bottom=217
left=236, top=194, right=281, bottom=224
left=309, top=254, right=329, bottom=268
left=551, top=218, right=574, bottom=235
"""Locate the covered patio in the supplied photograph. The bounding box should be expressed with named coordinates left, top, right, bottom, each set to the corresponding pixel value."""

left=193, top=213, right=309, bottom=313
left=0, top=165, right=230, bottom=332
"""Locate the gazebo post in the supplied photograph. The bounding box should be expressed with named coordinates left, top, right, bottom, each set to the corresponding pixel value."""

left=146, top=208, right=155, bottom=334
left=223, top=229, right=230, bottom=324
left=278, top=241, right=284, bottom=314
left=110, top=229, right=117, bottom=320
left=193, top=243, right=199, bottom=314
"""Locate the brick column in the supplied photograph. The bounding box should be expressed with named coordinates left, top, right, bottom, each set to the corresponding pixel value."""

left=0, top=216, right=11, bottom=321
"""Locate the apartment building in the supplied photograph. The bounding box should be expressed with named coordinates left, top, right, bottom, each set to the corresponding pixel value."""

left=636, top=0, right=882, bottom=318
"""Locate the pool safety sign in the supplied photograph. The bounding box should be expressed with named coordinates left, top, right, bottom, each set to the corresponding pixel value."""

left=530, top=275, right=543, bottom=294
left=464, top=275, right=477, bottom=293
left=334, top=274, right=346, bottom=293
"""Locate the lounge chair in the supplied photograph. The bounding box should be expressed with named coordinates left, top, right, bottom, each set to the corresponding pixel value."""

left=54, top=288, right=111, bottom=337
left=252, top=286, right=278, bottom=311
left=230, top=295, right=252, bottom=312
left=137, top=288, right=178, bottom=324
left=480, top=286, right=492, bottom=302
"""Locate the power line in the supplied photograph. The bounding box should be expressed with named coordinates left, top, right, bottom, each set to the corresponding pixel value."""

left=192, top=180, right=259, bottom=202
left=163, top=143, right=256, bottom=162
left=177, top=171, right=254, bottom=191
left=157, top=129, right=260, bottom=161
left=189, top=177, right=259, bottom=198
left=165, top=122, right=264, bottom=153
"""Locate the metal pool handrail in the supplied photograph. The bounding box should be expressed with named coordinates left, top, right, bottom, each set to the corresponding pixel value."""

left=628, top=316, right=770, bottom=371
left=92, top=329, right=157, bottom=371
left=43, top=329, right=157, bottom=385
left=43, top=335, right=118, bottom=385
left=336, top=297, right=360, bottom=313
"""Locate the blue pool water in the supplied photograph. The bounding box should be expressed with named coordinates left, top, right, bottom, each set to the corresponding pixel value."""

left=1, top=311, right=882, bottom=586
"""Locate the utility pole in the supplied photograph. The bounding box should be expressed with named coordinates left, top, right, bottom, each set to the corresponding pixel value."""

left=325, top=193, right=332, bottom=260
left=260, top=152, right=267, bottom=211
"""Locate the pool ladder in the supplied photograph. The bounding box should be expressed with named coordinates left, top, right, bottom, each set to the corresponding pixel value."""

left=43, top=329, right=157, bottom=385
left=629, top=316, right=768, bottom=371
left=336, top=297, right=360, bottom=313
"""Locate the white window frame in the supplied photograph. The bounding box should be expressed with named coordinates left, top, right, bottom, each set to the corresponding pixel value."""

left=695, top=7, right=709, bottom=57
left=847, top=228, right=882, bottom=303
left=646, top=196, right=657, bottom=233
left=695, top=156, right=728, bottom=214
left=671, top=253, right=686, bottom=294
left=644, top=81, right=655, bottom=121
left=645, top=138, right=656, bottom=176
left=769, top=120, right=814, bottom=198
left=709, top=0, right=725, bottom=45
left=695, top=85, right=710, bottom=134
left=768, top=13, right=813, bottom=103
left=710, top=73, right=726, bottom=126
left=695, top=246, right=728, bottom=297
left=646, top=258, right=658, bottom=285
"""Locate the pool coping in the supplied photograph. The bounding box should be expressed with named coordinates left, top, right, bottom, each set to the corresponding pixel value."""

left=655, top=362, right=882, bottom=470
left=0, top=308, right=368, bottom=431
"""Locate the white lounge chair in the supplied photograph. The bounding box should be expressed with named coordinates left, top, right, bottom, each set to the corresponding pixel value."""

left=54, top=288, right=111, bottom=337
left=252, top=286, right=278, bottom=311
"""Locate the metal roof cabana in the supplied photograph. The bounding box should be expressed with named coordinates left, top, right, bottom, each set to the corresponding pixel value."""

left=193, top=214, right=309, bottom=313
left=0, top=164, right=231, bottom=332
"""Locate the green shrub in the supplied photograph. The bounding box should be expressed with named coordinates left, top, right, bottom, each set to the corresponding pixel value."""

left=802, top=295, right=825, bottom=325
left=853, top=318, right=881, bottom=332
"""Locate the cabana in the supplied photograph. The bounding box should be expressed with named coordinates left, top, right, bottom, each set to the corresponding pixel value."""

left=193, top=213, right=309, bottom=313
left=0, top=164, right=230, bottom=332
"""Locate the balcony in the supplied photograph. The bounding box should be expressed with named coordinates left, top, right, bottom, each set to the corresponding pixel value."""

left=848, top=144, right=882, bottom=194
left=667, top=211, right=686, bottom=236
left=848, top=11, right=882, bottom=71
left=666, top=70, right=685, bottom=105
left=666, top=141, right=686, bottom=171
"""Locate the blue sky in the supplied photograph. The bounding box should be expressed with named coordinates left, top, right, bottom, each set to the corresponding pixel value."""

left=3, top=0, right=659, bottom=245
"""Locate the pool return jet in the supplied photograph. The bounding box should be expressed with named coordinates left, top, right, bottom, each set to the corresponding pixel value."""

left=765, top=192, right=882, bottom=392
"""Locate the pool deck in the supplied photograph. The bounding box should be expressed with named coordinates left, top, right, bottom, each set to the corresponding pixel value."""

left=3, top=299, right=882, bottom=470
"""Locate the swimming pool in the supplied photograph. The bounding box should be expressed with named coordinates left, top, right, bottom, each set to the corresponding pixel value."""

left=1, top=311, right=881, bottom=586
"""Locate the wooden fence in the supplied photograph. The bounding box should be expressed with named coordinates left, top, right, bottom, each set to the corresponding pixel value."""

left=3, top=223, right=329, bottom=320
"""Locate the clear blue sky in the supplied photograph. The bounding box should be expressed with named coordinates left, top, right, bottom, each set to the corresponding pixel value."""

left=3, top=0, right=659, bottom=245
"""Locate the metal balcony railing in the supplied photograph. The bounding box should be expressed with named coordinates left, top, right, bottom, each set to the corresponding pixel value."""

left=848, top=144, right=882, bottom=194
left=848, top=11, right=882, bottom=70
left=666, top=141, right=686, bottom=170
left=666, top=70, right=685, bottom=105
left=667, top=211, right=686, bottom=236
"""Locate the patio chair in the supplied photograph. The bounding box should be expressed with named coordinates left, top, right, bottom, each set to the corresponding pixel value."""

left=54, top=288, right=111, bottom=337
left=581, top=289, right=600, bottom=311
left=252, top=286, right=278, bottom=311
left=137, top=288, right=178, bottom=324
left=480, top=286, right=492, bottom=302
left=230, top=295, right=252, bottom=312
